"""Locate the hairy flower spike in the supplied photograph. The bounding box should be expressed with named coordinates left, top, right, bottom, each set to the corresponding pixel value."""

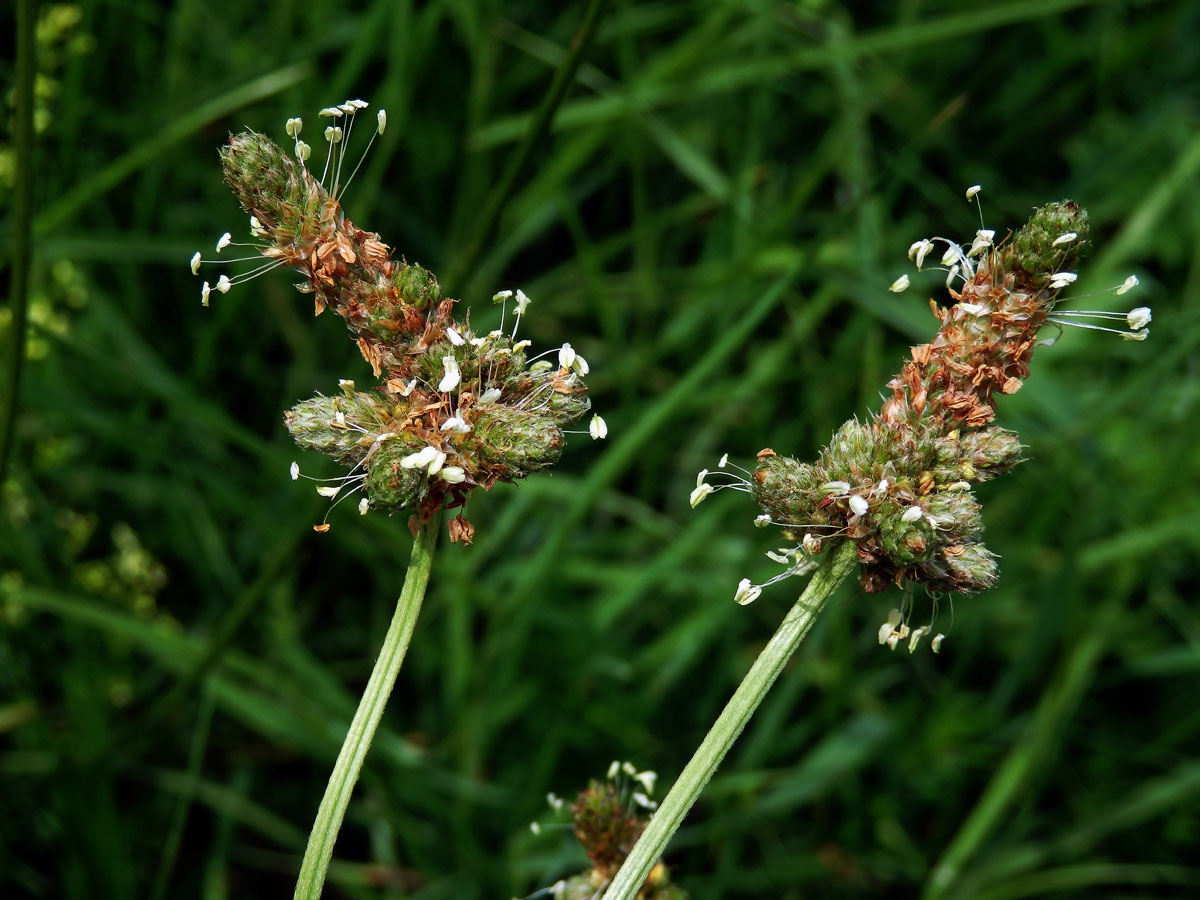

left=208, top=101, right=601, bottom=537
left=737, top=194, right=1146, bottom=605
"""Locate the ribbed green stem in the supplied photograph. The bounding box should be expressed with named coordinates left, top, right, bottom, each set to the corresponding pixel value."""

left=601, top=540, right=858, bottom=900
left=292, top=517, right=440, bottom=900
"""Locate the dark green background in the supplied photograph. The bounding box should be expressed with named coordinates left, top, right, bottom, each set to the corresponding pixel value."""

left=3, top=1, right=1199, bottom=898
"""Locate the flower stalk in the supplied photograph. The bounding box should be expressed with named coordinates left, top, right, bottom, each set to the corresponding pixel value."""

left=600, top=541, right=858, bottom=900
left=292, top=514, right=439, bottom=900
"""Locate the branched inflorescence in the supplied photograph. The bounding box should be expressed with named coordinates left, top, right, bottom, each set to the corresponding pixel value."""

left=193, top=100, right=605, bottom=540
left=694, top=188, right=1149, bottom=650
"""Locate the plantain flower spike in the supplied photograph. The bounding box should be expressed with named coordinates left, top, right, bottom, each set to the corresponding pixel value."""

left=699, top=192, right=1148, bottom=644
left=196, top=100, right=605, bottom=539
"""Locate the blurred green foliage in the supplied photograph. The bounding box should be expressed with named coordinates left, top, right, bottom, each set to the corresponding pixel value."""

left=2, top=1, right=1199, bottom=898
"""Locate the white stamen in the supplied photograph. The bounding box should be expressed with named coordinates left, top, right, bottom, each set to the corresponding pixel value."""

left=426, top=451, right=446, bottom=475
left=479, top=388, right=501, bottom=404
left=1122, top=328, right=1149, bottom=341
left=848, top=495, right=869, bottom=517
left=902, top=505, right=923, bottom=523
left=890, top=274, right=910, bottom=293
left=558, top=343, right=576, bottom=370
left=931, top=633, right=946, bottom=653
left=766, top=551, right=790, bottom=564
left=290, top=461, right=300, bottom=481
left=216, top=274, right=232, bottom=293
left=376, top=109, right=386, bottom=134
left=216, top=232, right=232, bottom=252
left=514, top=289, right=531, bottom=315
left=318, top=106, right=343, bottom=118
left=945, top=264, right=960, bottom=287
left=316, top=486, right=340, bottom=498
left=438, top=356, right=461, bottom=392
left=250, top=216, right=267, bottom=237
left=285, top=117, right=303, bottom=138
left=190, top=251, right=201, bottom=275
left=689, top=483, right=713, bottom=508
left=440, top=466, right=467, bottom=484
left=1115, top=275, right=1139, bottom=296
left=965, top=184, right=982, bottom=200
left=1127, top=307, right=1152, bottom=329
left=822, top=480, right=850, bottom=494
left=446, top=326, right=465, bottom=346
left=440, top=416, right=471, bottom=434
left=908, top=625, right=930, bottom=653
left=513, top=340, right=531, bottom=352
left=1049, top=271, right=1078, bottom=289
left=492, top=290, right=513, bottom=302
left=734, top=578, right=762, bottom=606
left=200, top=281, right=211, bottom=307
left=940, top=247, right=959, bottom=267
left=908, top=239, right=934, bottom=269
left=1052, top=231, right=1077, bottom=246
left=295, top=140, right=311, bottom=162
left=589, top=414, right=607, bottom=440
left=358, top=497, right=369, bottom=515
left=754, top=514, right=771, bottom=527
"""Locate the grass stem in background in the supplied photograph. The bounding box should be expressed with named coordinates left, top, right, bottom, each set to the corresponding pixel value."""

left=0, top=0, right=36, bottom=487
left=292, top=516, right=440, bottom=900
left=601, top=540, right=858, bottom=900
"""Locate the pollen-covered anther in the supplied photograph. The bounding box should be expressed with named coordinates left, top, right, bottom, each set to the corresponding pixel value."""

left=1116, top=275, right=1139, bottom=295
left=589, top=415, right=608, bottom=440
left=1049, top=271, right=1078, bottom=290
left=908, top=239, right=935, bottom=269
left=734, top=578, right=762, bottom=606
left=890, top=274, right=911, bottom=293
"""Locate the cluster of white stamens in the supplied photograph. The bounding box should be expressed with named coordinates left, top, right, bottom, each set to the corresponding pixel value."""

left=888, top=186, right=1150, bottom=342
left=287, top=288, right=607, bottom=529
left=877, top=607, right=945, bottom=654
